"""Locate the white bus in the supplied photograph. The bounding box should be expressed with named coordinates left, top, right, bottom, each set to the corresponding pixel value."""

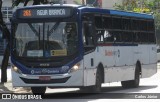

left=11, top=5, right=157, bottom=94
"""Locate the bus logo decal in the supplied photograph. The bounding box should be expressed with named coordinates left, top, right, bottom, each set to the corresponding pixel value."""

left=61, top=66, right=69, bottom=72
left=105, top=50, right=120, bottom=57
left=31, top=70, right=34, bottom=74
left=30, top=69, right=60, bottom=74
left=42, top=69, right=48, bottom=74
left=40, top=63, right=50, bottom=67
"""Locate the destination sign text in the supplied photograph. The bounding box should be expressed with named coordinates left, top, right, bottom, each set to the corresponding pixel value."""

left=18, top=7, right=72, bottom=19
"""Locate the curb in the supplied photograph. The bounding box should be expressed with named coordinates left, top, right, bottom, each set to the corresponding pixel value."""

left=0, top=82, right=13, bottom=93
left=0, top=82, right=31, bottom=93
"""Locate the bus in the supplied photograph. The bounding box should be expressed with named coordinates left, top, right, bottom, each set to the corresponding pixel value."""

left=11, top=4, right=157, bottom=94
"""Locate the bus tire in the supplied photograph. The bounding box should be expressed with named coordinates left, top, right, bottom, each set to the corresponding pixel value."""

left=91, top=68, right=102, bottom=93
left=121, top=66, right=140, bottom=88
left=79, top=87, right=90, bottom=93
left=31, top=87, right=46, bottom=95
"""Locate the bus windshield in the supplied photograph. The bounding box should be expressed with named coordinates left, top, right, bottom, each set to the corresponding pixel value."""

left=13, top=22, right=78, bottom=58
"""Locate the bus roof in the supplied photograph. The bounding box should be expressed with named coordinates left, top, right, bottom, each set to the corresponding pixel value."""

left=79, top=7, right=153, bottom=19
left=15, top=4, right=153, bottom=19
left=110, top=9, right=153, bottom=19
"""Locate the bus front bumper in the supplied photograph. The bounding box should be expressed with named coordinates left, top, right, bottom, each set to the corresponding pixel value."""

left=12, top=69, right=84, bottom=87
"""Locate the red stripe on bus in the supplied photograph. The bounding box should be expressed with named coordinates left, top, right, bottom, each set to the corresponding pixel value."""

left=98, top=43, right=113, bottom=46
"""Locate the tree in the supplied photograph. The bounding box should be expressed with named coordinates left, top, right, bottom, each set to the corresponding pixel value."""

left=114, top=0, right=135, bottom=11
left=114, top=0, right=150, bottom=12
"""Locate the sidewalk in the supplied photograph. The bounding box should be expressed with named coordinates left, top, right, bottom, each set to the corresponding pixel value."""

left=0, top=82, right=13, bottom=93
left=0, top=68, right=31, bottom=93
left=0, top=81, right=31, bottom=93
left=0, top=68, right=13, bottom=93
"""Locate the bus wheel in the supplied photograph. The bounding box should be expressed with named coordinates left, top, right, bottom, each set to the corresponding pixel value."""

left=31, top=87, right=46, bottom=95
left=91, top=68, right=102, bottom=93
left=121, top=66, right=140, bottom=88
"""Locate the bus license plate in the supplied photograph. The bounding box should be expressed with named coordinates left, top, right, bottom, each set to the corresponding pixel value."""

left=39, top=76, right=51, bottom=81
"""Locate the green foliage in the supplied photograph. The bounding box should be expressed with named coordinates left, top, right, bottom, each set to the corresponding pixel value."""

left=114, top=0, right=137, bottom=11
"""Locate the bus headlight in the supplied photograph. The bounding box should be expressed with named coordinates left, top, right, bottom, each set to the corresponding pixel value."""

left=69, top=63, right=81, bottom=73
left=12, top=66, right=22, bottom=74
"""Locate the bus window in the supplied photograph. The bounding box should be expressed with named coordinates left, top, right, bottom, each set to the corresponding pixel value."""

left=97, top=30, right=105, bottom=43
left=112, top=17, right=122, bottom=29
left=95, top=16, right=102, bottom=29
left=148, top=20, right=154, bottom=31
left=14, top=22, right=78, bottom=57
left=103, top=16, right=112, bottom=29
left=83, top=23, right=94, bottom=45
left=104, top=30, right=114, bottom=42
left=149, top=33, right=156, bottom=43
left=83, top=22, right=95, bottom=53
left=122, top=18, right=131, bottom=30
left=113, top=31, right=121, bottom=42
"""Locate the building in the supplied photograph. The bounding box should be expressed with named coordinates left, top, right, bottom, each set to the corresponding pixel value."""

left=102, top=0, right=122, bottom=9
left=82, top=0, right=123, bottom=9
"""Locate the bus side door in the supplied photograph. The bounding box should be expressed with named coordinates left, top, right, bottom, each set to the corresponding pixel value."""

left=82, top=19, right=97, bottom=86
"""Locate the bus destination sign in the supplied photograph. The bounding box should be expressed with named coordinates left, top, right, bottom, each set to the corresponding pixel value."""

left=17, top=8, right=73, bottom=19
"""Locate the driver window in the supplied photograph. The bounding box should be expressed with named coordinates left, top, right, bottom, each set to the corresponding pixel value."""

left=83, top=22, right=95, bottom=53
left=83, top=22, right=94, bottom=46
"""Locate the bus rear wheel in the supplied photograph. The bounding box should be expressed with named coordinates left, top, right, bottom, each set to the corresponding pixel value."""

left=121, top=66, right=140, bottom=88
left=31, top=87, right=46, bottom=95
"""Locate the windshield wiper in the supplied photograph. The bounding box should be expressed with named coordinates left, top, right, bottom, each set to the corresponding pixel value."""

left=48, top=22, right=60, bottom=36
left=28, top=23, right=39, bottom=36
left=28, top=22, right=60, bottom=37
left=46, top=22, right=60, bottom=51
